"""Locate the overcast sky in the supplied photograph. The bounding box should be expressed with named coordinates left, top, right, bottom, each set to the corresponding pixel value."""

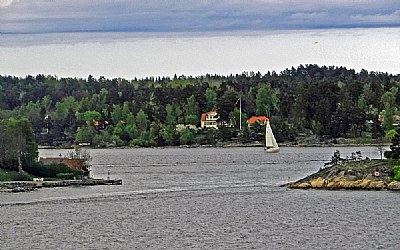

left=1, top=1, right=399, bottom=78
left=1, top=0, right=400, bottom=33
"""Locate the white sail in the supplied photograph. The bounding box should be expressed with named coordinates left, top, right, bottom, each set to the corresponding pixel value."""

left=265, top=120, right=279, bottom=153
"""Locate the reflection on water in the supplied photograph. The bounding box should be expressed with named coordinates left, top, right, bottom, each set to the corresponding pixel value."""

left=1, top=147, right=399, bottom=249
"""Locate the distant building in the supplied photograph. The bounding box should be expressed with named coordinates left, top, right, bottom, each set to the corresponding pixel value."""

left=377, top=114, right=400, bottom=126
left=200, top=109, right=220, bottom=129
left=93, top=120, right=109, bottom=130
left=39, top=157, right=91, bottom=177
left=247, top=116, right=268, bottom=127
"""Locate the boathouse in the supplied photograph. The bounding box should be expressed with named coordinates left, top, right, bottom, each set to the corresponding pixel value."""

left=39, top=157, right=91, bottom=177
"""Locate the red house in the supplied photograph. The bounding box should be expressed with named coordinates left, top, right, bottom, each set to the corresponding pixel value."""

left=247, top=116, right=268, bottom=127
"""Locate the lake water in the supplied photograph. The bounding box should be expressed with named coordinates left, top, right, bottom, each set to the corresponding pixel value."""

left=1, top=146, right=399, bottom=249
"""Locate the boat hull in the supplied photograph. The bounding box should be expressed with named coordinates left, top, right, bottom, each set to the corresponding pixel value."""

left=265, top=147, right=280, bottom=153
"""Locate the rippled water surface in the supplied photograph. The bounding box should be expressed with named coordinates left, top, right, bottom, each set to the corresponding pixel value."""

left=1, top=147, right=399, bottom=249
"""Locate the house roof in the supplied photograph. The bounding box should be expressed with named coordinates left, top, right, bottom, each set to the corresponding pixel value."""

left=247, top=116, right=268, bottom=124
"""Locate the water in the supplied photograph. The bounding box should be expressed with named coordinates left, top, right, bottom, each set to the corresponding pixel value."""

left=1, top=146, right=399, bottom=249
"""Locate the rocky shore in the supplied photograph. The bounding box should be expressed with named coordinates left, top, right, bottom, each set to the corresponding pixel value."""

left=284, top=155, right=400, bottom=191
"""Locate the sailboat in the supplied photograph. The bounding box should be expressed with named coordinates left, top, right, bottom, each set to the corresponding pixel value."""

left=265, top=120, right=279, bottom=153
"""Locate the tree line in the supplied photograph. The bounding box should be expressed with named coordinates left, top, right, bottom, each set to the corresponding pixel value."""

left=1, top=64, right=400, bottom=148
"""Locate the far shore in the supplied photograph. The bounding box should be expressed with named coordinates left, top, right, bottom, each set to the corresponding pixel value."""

left=37, top=140, right=390, bottom=150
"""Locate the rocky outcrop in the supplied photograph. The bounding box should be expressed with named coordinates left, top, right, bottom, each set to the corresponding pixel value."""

left=284, top=159, right=400, bottom=191
left=287, top=176, right=389, bottom=190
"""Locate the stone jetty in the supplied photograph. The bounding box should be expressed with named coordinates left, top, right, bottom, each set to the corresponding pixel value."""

left=0, top=179, right=122, bottom=193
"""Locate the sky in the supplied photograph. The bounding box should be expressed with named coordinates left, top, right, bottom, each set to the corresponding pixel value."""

left=0, top=1, right=399, bottom=78
left=1, top=0, right=399, bottom=33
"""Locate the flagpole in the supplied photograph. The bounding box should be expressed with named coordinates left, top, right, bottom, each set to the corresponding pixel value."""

left=239, top=97, right=242, bottom=131
left=235, top=97, right=242, bottom=131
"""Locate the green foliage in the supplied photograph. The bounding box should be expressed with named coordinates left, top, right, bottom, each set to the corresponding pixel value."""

left=131, top=128, right=156, bottom=147
left=179, top=128, right=194, bottom=145
left=357, top=95, right=366, bottom=110
left=390, top=166, right=400, bottom=181
left=161, top=125, right=176, bottom=145
left=56, top=173, right=77, bottom=180
left=183, top=95, right=199, bottom=125
left=205, top=88, right=217, bottom=110
left=83, top=110, right=101, bottom=123
left=18, top=101, right=41, bottom=127
left=55, top=101, right=69, bottom=120
left=385, top=129, right=400, bottom=160
left=75, top=126, right=97, bottom=144
left=238, top=125, right=251, bottom=143
left=386, top=129, right=397, bottom=139
left=168, top=78, right=193, bottom=88
left=0, top=117, right=38, bottom=171
left=92, top=130, right=113, bottom=147
left=255, top=84, right=279, bottom=116
left=135, top=109, right=149, bottom=133
left=23, top=162, right=83, bottom=179
left=1, top=65, right=400, bottom=148
left=165, top=104, right=180, bottom=126
left=0, top=169, right=33, bottom=181
left=185, top=114, right=199, bottom=125
left=229, top=108, right=247, bottom=130
left=111, top=102, right=131, bottom=124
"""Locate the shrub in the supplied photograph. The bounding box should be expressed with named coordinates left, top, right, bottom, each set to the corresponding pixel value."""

left=386, top=131, right=400, bottom=160
left=56, top=173, right=77, bottom=180
left=0, top=169, right=33, bottom=181
left=391, top=166, right=400, bottom=181
left=23, top=162, right=83, bottom=178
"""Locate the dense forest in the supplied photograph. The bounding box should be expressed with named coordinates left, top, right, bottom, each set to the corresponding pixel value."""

left=1, top=64, right=400, bottom=148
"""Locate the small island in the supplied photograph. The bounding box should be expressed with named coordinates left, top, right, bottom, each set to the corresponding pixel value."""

left=284, top=149, right=400, bottom=191
left=0, top=118, right=121, bottom=192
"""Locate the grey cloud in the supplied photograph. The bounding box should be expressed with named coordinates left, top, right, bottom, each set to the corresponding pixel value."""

left=0, top=0, right=399, bottom=33
left=289, top=12, right=330, bottom=22
left=352, top=10, right=400, bottom=24
left=0, top=0, right=14, bottom=8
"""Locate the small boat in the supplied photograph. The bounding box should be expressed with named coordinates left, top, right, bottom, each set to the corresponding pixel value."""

left=265, top=120, right=279, bottom=153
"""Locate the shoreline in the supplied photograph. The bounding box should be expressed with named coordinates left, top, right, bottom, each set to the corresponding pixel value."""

left=283, top=158, right=400, bottom=191
left=38, top=141, right=390, bottom=150
left=284, top=175, right=400, bottom=191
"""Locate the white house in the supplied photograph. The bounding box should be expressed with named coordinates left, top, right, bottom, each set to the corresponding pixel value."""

left=200, top=109, right=220, bottom=129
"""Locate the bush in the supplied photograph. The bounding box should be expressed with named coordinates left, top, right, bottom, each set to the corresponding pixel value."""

left=179, top=128, right=194, bottom=145
left=0, top=169, right=33, bottom=181
left=23, top=162, right=83, bottom=178
left=56, top=173, right=77, bottom=180
left=391, top=166, right=400, bottom=181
